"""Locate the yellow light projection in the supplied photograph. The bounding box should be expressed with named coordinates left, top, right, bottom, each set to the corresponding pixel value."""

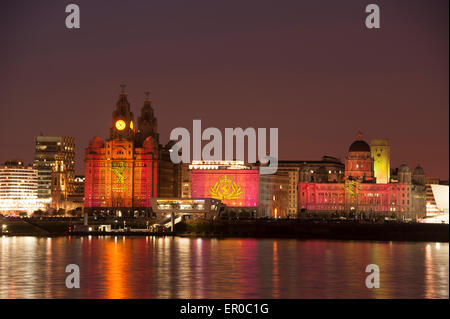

left=111, top=161, right=127, bottom=191
left=209, top=175, right=242, bottom=200
left=115, top=120, right=126, bottom=131
left=371, top=139, right=390, bottom=184
left=130, top=121, right=134, bottom=130
left=343, top=179, right=360, bottom=200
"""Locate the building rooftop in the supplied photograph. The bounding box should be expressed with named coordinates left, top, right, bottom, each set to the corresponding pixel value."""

left=348, top=140, right=371, bottom=153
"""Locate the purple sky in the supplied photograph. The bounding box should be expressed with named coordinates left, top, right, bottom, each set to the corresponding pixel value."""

left=0, top=0, right=448, bottom=178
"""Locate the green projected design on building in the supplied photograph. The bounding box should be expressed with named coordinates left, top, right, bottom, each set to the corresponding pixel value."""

left=111, top=161, right=127, bottom=191
left=343, top=179, right=360, bottom=200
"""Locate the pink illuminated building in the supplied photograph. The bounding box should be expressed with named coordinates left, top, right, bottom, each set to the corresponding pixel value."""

left=298, top=133, right=427, bottom=220
left=190, top=161, right=259, bottom=208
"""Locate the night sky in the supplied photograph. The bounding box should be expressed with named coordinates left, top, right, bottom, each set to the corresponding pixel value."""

left=0, top=0, right=448, bottom=178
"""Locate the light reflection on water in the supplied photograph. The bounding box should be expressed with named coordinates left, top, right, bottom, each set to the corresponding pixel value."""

left=0, top=236, right=448, bottom=299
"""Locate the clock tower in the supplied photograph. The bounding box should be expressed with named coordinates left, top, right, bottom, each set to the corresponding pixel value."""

left=84, top=85, right=159, bottom=217
left=110, top=84, right=135, bottom=141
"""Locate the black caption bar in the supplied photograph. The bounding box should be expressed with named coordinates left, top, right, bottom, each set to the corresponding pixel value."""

left=1, top=299, right=448, bottom=318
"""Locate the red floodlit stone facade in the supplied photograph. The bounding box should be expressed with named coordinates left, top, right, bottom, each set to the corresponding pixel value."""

left=191, top=169, right=259, bottom=207
left=84, top=88, right=159, bottom=217
left=298, top=133, right=427, bottom=219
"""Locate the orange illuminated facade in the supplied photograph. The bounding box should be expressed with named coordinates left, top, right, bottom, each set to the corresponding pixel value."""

left=84, top=87, right=159, bottom=217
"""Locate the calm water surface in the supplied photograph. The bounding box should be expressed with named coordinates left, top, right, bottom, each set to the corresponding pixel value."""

left=0, top=236, right=448, bottom=299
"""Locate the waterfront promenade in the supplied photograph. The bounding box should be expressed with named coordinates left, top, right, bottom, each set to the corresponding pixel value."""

left=1, top=217, right=448, bottom=242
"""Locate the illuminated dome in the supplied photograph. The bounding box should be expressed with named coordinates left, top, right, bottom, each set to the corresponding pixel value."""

left=143, top=136, right=157, bottom=150
left=89, top=136, right=104, bottom=148
left=398, top=163, right=410, bottom=173
left=348, top=132, right=370, bottom=153
left=413, top=165, right=425, bottom=175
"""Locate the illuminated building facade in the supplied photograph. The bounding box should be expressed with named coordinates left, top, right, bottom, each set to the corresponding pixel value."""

left=425, top=177, right=441, bottom=215
left=298, top=133, right=427, bottom=220
left=190, top=161, right=259, bottom=213
left=180, top=163, right=192, bottom=198
left=62, top=175, right=85, bottom=211
left=344, top=132, right=375, bottom=182
left=151, top=198, right=223, bottom=218
left=421, top=184, right=449, bottom=224
left=0, top=160, right=48, bottom=215
left=51, top=157, right=78, bottom=211
left=425, top=177, right=449, bottom=216
left=33, top=136, right=75, bottom=200
left=277, top=156, right=345, bottom=216
left=68, top=175, right=85, bottom=201
left=258, top=171, right=289, bottom=218
left=84, top=87, right=159, bottom=217
left=371, top=138, right=390, bottom=184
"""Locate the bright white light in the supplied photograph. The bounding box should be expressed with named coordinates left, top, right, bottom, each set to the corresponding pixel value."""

left=0, top=198, right=49, bottom=215
left=189, top=160, right=248, bottom=170
left=420, top=212, right=449, bottom=224
left=430, top=184, right=449, bottom=213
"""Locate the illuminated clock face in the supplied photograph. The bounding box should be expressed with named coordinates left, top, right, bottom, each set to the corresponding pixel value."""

left=115, top=120, right=126, bottom=131
left=130, top=121, right=134, bottom=130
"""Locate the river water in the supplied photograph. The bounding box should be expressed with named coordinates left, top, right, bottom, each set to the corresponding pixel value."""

left=0, top=236, right=448, bottom=299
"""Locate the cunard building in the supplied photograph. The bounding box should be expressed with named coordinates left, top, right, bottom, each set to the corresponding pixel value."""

left=84, top=86, right=177, bottom=217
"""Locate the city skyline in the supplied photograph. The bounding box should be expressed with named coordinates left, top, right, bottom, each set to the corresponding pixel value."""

left=1, top=109, right=447, bottom=180
left=0, top=0, right=448, bottom=303
left=0, top=0, right=448, bottom=179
